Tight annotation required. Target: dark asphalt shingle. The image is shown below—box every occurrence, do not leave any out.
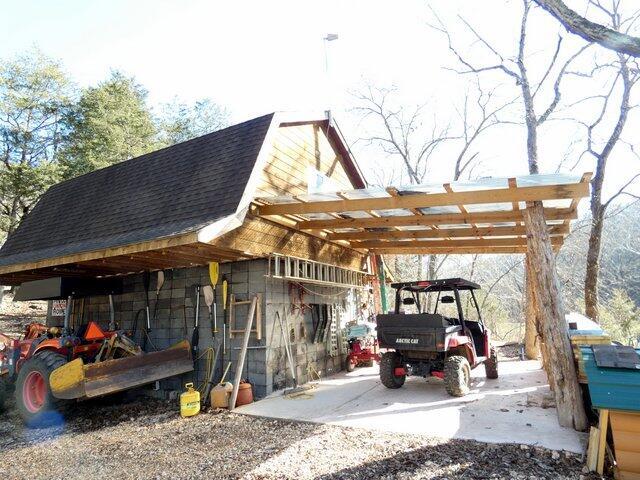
[0,113,275,267]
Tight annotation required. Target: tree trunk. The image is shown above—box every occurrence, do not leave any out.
[584,206,604,321]
[524,256,540,360]
[524,202,588,430]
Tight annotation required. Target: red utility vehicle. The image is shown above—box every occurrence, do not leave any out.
[376,278,498,397]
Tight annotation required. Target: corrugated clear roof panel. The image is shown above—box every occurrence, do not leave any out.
[298,193,342,202]
[464,202,514,213]
[303,212,337,220]
[514,173,581,186]
[419,206,461,214]
[340,211,372,219]
[259,195,299,204]
[542,198,573,208]
[446,177,509,191]
[375,209,414,217]
[395,183,446,194]
[342,187,389,199]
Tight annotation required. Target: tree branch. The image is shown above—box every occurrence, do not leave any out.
[533,0,640,56]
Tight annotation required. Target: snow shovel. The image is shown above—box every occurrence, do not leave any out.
[50,340,194,400]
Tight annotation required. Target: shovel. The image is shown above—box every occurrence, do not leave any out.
[152,271,165,326]
[190,285,201,384]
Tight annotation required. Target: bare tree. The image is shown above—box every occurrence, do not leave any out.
[533,0,640,57]
[353,82,512,284]
[431,0,588,430]
[352,84,455,185]
[575,3,640,320]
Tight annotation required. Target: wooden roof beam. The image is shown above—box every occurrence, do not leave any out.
[351,236,564,249]
[370,246,529,255]
[297,207,577,230]
[328,224,568,241]
[257,181,589,216]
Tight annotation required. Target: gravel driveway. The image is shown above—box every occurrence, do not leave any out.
[0,396,600,480]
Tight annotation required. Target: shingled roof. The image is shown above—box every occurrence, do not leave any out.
[0,113,275,268]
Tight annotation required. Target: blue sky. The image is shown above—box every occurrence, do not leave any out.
[2,1,639,200]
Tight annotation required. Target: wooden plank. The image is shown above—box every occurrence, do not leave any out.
[0,232,199,275]
[508,178,522,226]
[211,214,364,270]
[351,237,563,249]
[257,182,590,216]
[597,409,609,475]
[369,246,528,255]
[328,224,568,241]
[294,207,577,230]
[564,172,593,226]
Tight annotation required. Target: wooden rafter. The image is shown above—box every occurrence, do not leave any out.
[257,181,589,216]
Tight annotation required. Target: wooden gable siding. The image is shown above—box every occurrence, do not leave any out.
[208,123,365,270]
[256,124,353,197]
[210,214,364,270]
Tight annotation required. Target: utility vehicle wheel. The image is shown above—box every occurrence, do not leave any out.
[485,347,499,379]
[346,358,356,372]
[380,352,405,389]
[15,351,67,427]
[444,355,471,397]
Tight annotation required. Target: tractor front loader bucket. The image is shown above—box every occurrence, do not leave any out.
[50,340,193,400]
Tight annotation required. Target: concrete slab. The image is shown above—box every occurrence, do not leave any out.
[236,359,588,453]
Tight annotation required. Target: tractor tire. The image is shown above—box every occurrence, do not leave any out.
[0,376,8,412]
[444,355,471,397]
[15,350,67,427]
[380,352,405,389]
[485,347,499,379]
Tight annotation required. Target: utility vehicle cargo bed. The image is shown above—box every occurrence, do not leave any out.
[377,314,461,351]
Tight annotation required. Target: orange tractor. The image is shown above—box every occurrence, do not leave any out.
[0,277,193,426]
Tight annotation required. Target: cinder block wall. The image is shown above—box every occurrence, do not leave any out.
[47,258,355,399]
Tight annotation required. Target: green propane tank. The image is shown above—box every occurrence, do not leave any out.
[180,383,200,418]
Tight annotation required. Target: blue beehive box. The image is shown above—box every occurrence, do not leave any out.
[581,346,640,412]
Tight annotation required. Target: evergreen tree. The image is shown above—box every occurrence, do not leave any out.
[60,71,156,178]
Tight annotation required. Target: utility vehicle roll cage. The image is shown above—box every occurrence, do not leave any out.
[390,278,484,329]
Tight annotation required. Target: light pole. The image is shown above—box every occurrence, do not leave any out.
[323,34,339,119]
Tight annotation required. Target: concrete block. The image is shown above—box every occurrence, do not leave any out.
[171,287,185,299]
[118,301,133,312]
[232,271,248,284]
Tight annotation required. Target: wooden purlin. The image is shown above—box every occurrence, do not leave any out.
[295,207,577,230]
[370,246,530,255]
[328,224,569,241]
[351,236,564,250]
[256,180,590,216]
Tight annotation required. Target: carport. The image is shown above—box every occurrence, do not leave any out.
[250,172,593,436]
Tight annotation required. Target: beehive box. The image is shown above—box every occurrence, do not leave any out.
[569,333,610,383]
[610,411,640,479]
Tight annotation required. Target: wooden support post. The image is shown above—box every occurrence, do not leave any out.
[229,295,258,411]
[597,409,610,475]
[523,201,587,431]
[524,254,540,360]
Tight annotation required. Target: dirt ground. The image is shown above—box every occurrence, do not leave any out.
[0,395,600,480]
[0,301,601,479]
[0,293,47,336]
